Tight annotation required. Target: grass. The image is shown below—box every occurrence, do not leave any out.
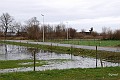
[0,67,120,80]
[0,60,47,69]
[47,39,120,47]
[0,40,120,63]
[0,59,71,69]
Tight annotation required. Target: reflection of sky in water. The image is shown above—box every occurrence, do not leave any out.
[0,44,33,60]
[0,44,119,73]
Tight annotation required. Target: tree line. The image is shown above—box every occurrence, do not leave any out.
[0,13,76,40]
[101,27,120,40]
[0,13,120,40]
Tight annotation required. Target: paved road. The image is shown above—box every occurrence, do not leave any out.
[6,40,120,52]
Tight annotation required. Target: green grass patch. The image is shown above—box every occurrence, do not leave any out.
[0,59,71,69]
[47,39,120,47]
[0,67,120,80]
[0,60,47,69]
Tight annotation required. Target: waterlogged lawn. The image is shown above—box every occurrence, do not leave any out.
[0,60,47,69]
[0,59,71,69]
[0,67,120,80]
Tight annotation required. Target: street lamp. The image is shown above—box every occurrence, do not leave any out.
[66,22,69,40]
[41,14,44,42]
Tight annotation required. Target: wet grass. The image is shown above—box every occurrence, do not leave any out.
[0,67,120,80]
[0,60,47,69]
[0,59,71,69]
[0,40,120,63]
[47,39,120,47]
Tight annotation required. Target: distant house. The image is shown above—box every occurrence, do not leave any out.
[6,32,16,36]
[79,32,91,35]
[17,32,27,37]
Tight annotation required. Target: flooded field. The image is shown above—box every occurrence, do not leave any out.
[0,44,119,73]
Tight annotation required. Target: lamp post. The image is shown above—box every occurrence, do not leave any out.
[41,14,44,42]
[66,22,68,40]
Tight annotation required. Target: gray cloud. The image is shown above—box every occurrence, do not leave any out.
[0,0,120,32]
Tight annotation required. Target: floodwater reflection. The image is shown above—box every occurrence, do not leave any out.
[0,44,33,60]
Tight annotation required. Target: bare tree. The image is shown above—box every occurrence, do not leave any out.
[69,28,76,39]
[0,13,14,39]
[26,17,40,40]
[26,17,39,26]
[91,31,98,39]
[113,29,120,40]
[107,28,113,40]
[12,22,21,36]
[101,27,107,39]
[55,24,62,38]
[101,27,114,40]
[0,28,4,37]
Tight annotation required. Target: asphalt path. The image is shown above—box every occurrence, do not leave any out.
[6,40,120,52]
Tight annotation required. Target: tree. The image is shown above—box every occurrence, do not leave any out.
[54,24,66,39]
[91,31,98,39]
[0,13,14,39]
[113,29,120,40]
[69,28,76,39]
[12,22,22,36]
[26,17,39,27]
[107,28,113,40]
[101,27,107,39]
[26,17,40,40]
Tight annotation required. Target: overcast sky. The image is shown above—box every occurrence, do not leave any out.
[0,0,120,32]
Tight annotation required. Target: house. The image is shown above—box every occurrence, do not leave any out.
[6,32,16,36]
[79,32,91,35]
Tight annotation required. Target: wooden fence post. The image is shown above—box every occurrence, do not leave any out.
[99,54,103,68]
[33,50,36,71]
[96,46,98,68]
[51,43,52,52]
[71,46,73,59]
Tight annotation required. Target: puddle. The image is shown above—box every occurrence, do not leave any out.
[0,44,119,73]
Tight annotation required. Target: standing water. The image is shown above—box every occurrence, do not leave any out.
[0,44,119,73]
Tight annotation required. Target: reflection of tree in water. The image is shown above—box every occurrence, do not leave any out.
[0,44,4,54]
[26,48,39,57]
[0,44,4,46]
[0,44,38,60]
[4,44,8,60]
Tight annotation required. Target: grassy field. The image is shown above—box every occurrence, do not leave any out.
[47,39,120,47]
[0,67,120,80]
